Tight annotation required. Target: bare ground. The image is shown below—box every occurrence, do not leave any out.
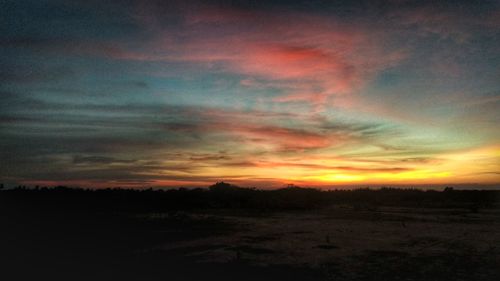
[1,206,499,281]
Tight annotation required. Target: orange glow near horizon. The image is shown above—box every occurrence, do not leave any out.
[17,145,500,189]
[3,1,499,189]
[18,145,499,188]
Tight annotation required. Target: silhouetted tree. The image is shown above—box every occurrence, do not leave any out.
[209,181,240,191]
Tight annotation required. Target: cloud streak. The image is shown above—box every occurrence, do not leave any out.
[1,0,499,187]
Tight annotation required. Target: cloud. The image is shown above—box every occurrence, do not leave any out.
[189,153,231,161]
[1,95,402,154]
[225,125,334,151]
[72,155,137,165]
[1,96,406,186]
[2,0,498,187]
[82,3,407,108]
[218,160,413,173]
[0,64,75,84]
[390,1,500,42]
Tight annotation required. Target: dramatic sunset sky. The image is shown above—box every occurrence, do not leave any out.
[1,0,499,188]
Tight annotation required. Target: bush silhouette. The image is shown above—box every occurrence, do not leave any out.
[1,182,498,212]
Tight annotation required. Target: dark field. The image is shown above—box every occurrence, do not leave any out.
[1,185,499,281]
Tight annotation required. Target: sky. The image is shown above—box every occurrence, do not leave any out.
[1,0,499,188]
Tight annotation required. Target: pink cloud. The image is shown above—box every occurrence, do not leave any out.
[158,107,349,151]
[239,126,334,150]
[194,122,337,151]
[101,4,407,108]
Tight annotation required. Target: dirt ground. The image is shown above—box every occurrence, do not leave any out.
[1,205,499,281]
[151,206,500,280]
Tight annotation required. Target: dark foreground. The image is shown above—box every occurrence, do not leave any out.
[1,185,499,281]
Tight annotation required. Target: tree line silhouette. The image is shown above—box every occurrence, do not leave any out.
[1,182,498,212]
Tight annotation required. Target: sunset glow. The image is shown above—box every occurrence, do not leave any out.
[1,0,499,188]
